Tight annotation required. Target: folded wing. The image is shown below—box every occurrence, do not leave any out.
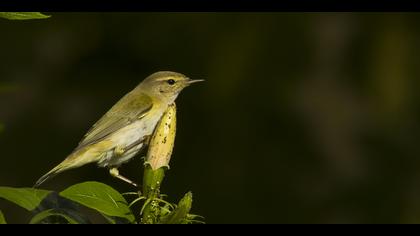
[75,91,153,150]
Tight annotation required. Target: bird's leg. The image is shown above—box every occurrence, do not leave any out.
[109,136,151,190]
[109,168,138,187]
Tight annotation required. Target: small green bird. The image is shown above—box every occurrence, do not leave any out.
[34,71,203,187]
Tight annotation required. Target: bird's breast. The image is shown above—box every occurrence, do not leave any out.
[98,105,167,167]
[113,105,167,145]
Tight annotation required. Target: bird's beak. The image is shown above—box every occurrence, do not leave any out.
[187,79,205,84]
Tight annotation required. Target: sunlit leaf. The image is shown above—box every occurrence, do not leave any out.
[0,187,51,211]
[30,209,79,224]
[60,181,135,223]
[0,12,50,20]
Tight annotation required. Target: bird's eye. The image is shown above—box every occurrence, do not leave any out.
[167,79,175,85]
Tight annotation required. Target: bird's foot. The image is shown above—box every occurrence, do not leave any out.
[113,146,125,156]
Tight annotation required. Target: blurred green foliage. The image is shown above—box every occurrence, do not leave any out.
[1,13,420,223]
[0,12,50,20]
[0,210,6,224]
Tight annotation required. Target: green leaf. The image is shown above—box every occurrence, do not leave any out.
[60,181,135,223]
[30,209,79,224]
[0,12,50,20]
[0,187,51,211]
[160,192,193,224]
[0,210,6,224]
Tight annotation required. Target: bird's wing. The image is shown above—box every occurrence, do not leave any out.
[75,91,153,150]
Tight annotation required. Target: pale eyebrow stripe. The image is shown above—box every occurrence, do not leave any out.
[155,76,183,82]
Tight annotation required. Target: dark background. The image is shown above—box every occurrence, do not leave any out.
[1,13,420,223]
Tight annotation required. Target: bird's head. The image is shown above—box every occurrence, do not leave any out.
[138,71,204,103]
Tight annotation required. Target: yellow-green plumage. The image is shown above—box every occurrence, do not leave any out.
[34,71,203,187]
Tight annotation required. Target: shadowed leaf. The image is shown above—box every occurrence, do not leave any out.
[35,192,91,224]
[30,209,79,224]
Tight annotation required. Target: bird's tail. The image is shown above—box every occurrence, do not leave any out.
[33,145,103,188]
[33,163,66,188]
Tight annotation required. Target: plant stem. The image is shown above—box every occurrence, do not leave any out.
[141,166,165,223]
[142,166,165,198]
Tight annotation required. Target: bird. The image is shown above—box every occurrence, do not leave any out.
[34,71,203,188]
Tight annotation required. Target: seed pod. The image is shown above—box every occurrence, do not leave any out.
[145,103,177,170]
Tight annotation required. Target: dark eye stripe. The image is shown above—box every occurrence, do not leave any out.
[167,79,175,85]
